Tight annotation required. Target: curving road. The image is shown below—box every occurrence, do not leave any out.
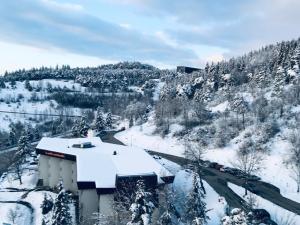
[103,131,300,216]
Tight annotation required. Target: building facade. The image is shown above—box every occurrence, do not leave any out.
[177,66,201,74]
[36,137,174,223]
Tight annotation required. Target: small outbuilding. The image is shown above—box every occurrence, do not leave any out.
[177,66,201,74]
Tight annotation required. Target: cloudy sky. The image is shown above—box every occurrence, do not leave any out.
[0,0,299,73]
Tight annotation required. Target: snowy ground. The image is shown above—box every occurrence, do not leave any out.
[0,80,87,131]
[115,117,185,157]
[115,115,300,205]
[228,183,300,225]
[0,203,32,225]
[0,159,65,225]
[0,167,37,225]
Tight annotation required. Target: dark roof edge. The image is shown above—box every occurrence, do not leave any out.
[36,148,77,162]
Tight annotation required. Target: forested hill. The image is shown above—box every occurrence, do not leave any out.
[1,62,161,92]
[159,38,300,105]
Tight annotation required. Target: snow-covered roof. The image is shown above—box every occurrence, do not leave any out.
[36,137,173,189]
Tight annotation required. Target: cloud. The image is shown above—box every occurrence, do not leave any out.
[106,0,300,56]
[1,0,299,70]
[0,0,196,67]
[0,41,115,74]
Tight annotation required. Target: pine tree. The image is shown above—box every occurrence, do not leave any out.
[25,79,33,91]
[93,107,106,132]
[129,117,134,128]
[221,208,249,225]
[16,131,32,159]
[127,180,156,225]
[51,181,72,225]
[158,189,179,225]
[0,79,5,89]
[105,112,113,129]
[72,117,89,137]
[274,66,286,96]
[41,193,54,215]
[291,44,300,74]
[185,174,208,225]
[11,132,32,184]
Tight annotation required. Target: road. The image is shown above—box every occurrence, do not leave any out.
[104,131,300,216]
[148,151,300,216]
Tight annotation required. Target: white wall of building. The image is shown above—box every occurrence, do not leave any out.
[99,194,114,216]
[79,189,99,223]
[38,155,78,193]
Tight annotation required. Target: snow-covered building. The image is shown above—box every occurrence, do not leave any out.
[177,66,201,74]
[36,137,174,222]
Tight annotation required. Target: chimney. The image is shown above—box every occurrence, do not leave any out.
[87,129,95,138]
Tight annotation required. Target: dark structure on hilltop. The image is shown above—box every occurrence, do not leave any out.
[177,66,201,74]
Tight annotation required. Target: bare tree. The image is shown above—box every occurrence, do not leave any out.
[287,130,300,192]
[7,206,23,224]
[184,141,207,194]
[191,101,211,125]
[230,96,249,130]
[232,139,264,195]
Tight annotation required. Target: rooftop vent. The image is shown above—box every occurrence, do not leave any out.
[113,151,117,155]
[72,142,93,149]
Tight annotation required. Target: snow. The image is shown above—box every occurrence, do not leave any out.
[115,116,185,157]
[228,182,300,224]
[37,136,173,188]
[210,101,229,113]
[0,80,84,131]
[0,161,61,225]
[24,191,57,225]
[153,158,227,225]
[0,203,32,225]
[0,167,38,190]
[172,170,227,225]
[153,81,165,101]
[128,86,144,94]
[115,114,300,206]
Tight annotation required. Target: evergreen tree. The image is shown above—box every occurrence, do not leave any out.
[158,189,179,225]
[16,131,32,159]
[105,112,113,129]
[129,117,134,128]
[11,132,31,184]
[185,174,208,225]
[25,79,33,91]
[93,107,106,132]
[41,193,54,215]
[0,79,5,89]
[71,117,89,137]
[51,181,72,225]
[221,208,249,225]
[291,44,300,74]
[127,180,156,225]
[274,66,286,96]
